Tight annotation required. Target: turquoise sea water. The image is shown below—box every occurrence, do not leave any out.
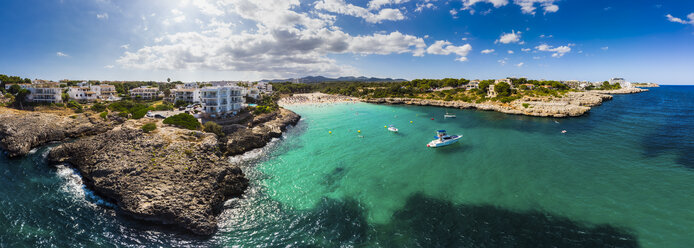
[1,86,693,247]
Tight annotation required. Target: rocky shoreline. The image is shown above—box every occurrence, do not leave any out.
[0,108,124,157]
[364,88,647,118]
[0,106,301,235]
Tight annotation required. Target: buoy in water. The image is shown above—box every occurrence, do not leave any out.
[561,130,567,134]
[358,130,361,133]
[384,125,387,128]
[410,121,413,123]
[329,131,332,134]
[431,118,434,120]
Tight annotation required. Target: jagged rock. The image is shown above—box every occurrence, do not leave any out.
[48,126,248,236]
[225,108,300,156]
[0,108,119,157]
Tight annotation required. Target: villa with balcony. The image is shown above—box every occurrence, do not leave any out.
[28,83,63,104]
[200,85,245,117]
[130,86,160,100]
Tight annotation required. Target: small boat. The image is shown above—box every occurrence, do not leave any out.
[427,130,462,148]
[388,125,399,132]
[444,112,456,118]
[561,130,567,134]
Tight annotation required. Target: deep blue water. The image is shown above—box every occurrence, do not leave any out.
[0,86,692,247]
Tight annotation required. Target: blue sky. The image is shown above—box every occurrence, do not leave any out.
[1,0,693,84]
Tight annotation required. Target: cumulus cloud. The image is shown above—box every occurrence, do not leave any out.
[514,0,559,14]
[56,52,69,57]
[481,49,494,54]
[496,30,522,44]
[426,40,472,61]
[515,62,524,67]
[96,13,109,20]
[367,0,411,10]
[117,0,469,77]
[601,46,609,50]
[104,65,115,69]
[535,43,571,57]
[666,13,694,25]
[521,48,531,52]
[315,0,405,23]
[415,0,436,12]
[461,0,559,14]
[507,50,514,54]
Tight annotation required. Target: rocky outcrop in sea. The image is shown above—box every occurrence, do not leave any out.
[48,125,248,235]
[224,108,301,156]
[0,109,122,157]
[365,88,647,118]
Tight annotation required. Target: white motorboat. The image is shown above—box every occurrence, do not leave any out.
[427,130,462,148]
[444,112,456,118]
[388,125,399,132]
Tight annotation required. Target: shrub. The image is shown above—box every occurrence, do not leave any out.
[131,107,150,119]
[174,100,188,108]
[100,111,108,120]
[90,102,107,112]
[203,121,224,137]
[163,113,200,130]
[141,123,157,133]
[154,103,174,111]
[522,103,530,108]
[67,100,82,110]
[109,100,151,119]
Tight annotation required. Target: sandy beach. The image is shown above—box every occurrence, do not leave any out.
[278,92,360,106]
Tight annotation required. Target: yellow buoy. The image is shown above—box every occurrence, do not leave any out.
[410,121,413,123]
[358,130,361,133]
[384,125,387,128]
[329,131,332,134]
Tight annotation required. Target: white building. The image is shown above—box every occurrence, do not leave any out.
[466,80,480,90]
[256,82,273,93]
[171,88,200,104]
[609,78,632,88]
[68,86,99,102]
[130,86,159,100]
[200,85,245,116]
[27,83,63,104]
[246,87,260,99]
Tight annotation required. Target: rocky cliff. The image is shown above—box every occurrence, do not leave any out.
[365,89,645,118]
[48,125,248,235]
[224,108,301,156]
[0,108,122,157]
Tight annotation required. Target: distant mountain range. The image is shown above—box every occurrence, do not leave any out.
[260,76,408,83]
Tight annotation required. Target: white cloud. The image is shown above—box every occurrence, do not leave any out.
[496,30,522,44]
[450,9,458,18]
[514,0,559,14]
[462,0,509,9]
[56,52,69,57]
[96,13,109,20]
[515,62,524,67]
[507,50,514,54]
[192,0,225,16]
[315,0,405,23]
[104,65,115,69]
[426,40,472,61]
[601,46,609,50]
[535,43,571,57]
[498,58,508,65]
[367,0,410,10]
[666,13,694,25]
[121,44,130,50]
[461,0,559,14]
[117,0,466,77]
[521,48,531,52]
[415,1,436,12]
[481,49,494,54]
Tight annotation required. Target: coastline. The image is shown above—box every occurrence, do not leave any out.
[0,106,301,235]
[282,88,648,118]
